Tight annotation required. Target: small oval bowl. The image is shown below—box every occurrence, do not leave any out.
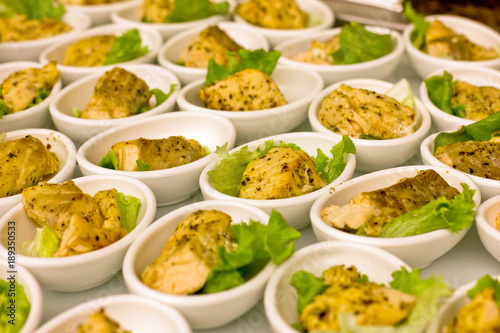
[264,241,410,333]
[0,12,91,63]
[0,62,62,132]
[157,22,270,86]
[35,294,192,333]
[309,78,431,172]
[40,24,163,85]
[49,64,180,146]
[275,26,405,86]
[0,262,42,333]
[476,196,500,263]
[64,0,142,26]
[233,0,334,47]
[403,14,500,79]
[420,66,500,132]
[310,165,481,268]
[421,132,500,200]
[77,111,236,206]
[199,132,356,229]
[123,199,274,329]
[0,174,156,292]
[111,0,234,40]
[0,128,77,218]
[177,66,324,145]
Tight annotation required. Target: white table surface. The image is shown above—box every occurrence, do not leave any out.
[40,54,500,332]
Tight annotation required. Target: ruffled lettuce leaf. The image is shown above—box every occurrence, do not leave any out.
[323,135,356,183]
[385,78,416,110]
[165,0,229,23]
[116,192,141,232]
[403,1,429,49]
[0,279,30,333]
[379,183,476,237]
[136,159,151,171]
[19,225,60,258]
[98,150,118,170]
[27,88,50,108]
[290,270,328,314]
[424,71,466,117]
[332,22,392,65]
[103,29,149,66]
[467,275,500,309]
[202,210,300,294]
[0,0,65,20]
[151,85,176,106]
[0,100,6,119]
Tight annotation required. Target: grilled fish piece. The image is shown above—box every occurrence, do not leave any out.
[80,67,152,119]
[292,35,340,65]
[142,0,175,23]
[199,68,287,111]
[0,15,72,42]
[178,25,242,68]
[1,62,59,113]
[434,140,500,180]
[76,309,131,333]
[451,81,500,121]
[0,136,60,198]
[142,209,238,295]
[318,84,417,139]
[321,170,459,236]
[111,136,204,171]
[239,147,326,200]
[63,35,116,67]
[425,20,499,61]
[235,0,309,29]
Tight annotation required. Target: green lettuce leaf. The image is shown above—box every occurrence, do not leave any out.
[0,0,65,20]
[151,85,176,106]
[165,0,229,23]
[290,270,328,314]
[27,88,49,108]
[202,210,300,294]
[116,192,141,232]
[424,71,457,115]
[380,183,476,237]
[98,151,118,170]
[136,159,151,171]
[205,49,281,85]
[323,135,356,183]
[332,22,393,65]
[0,100,7,119]
[403,1,429,49]
[0,279,30,333]
[384,78,416,110]
[19,226,61,258]
[103,29,149,66]
[467,275,500,310]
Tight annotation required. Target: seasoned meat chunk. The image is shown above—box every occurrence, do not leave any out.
[0,15,72,42]
[0,136,60,198]
[63,35,116,67]
[199,68,287,111]
[111,136,204,171]
[75,309,131,333]
[235,0,309,29]
[239,147,326,200]
[1,62,59,113]
[141,210,238,295]
[435,140,500,180]
[178,26,242,68]
[142,0,175,23]
[425,20,499,61]
[451,81,500,121]
[321,170,459,236]
[292,35,340,65]
[80,67,152,119]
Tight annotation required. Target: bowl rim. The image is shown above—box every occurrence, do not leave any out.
[309,164,481,247]
[0,174,157,268]
[476,195,500,242]
[64,0,141,11]
[275,26,405,72]
[76,111,237,179]
[199,131,357,208]
[49,63,180,127]
[308,78,432,147]
[176,65,324,120]
[122,199,276,306]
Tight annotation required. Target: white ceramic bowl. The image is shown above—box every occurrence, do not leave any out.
[123,200,275,329]
[309,78,431,172]
[234,0,334,47]
[199,132,356,229]
[157,22,270,86]
[275,26,405,86]
[111,0,234,40]
[264,241,410,333]
[421,132,500,200]
[177,66,324,145]
[0,62,62,132]
[49,64,180,145]
[310,165,481,268]
[420,66,500,132]
[403,14,500,79]
[0,12,91,63]
[0,262,42,333]
[64,0,142,26]
[40,24,163,85]
[0,174,156,292]
[77,112,236,206]
[0,128,77,218]
[476,196,500,263]
[35,294,192,333]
